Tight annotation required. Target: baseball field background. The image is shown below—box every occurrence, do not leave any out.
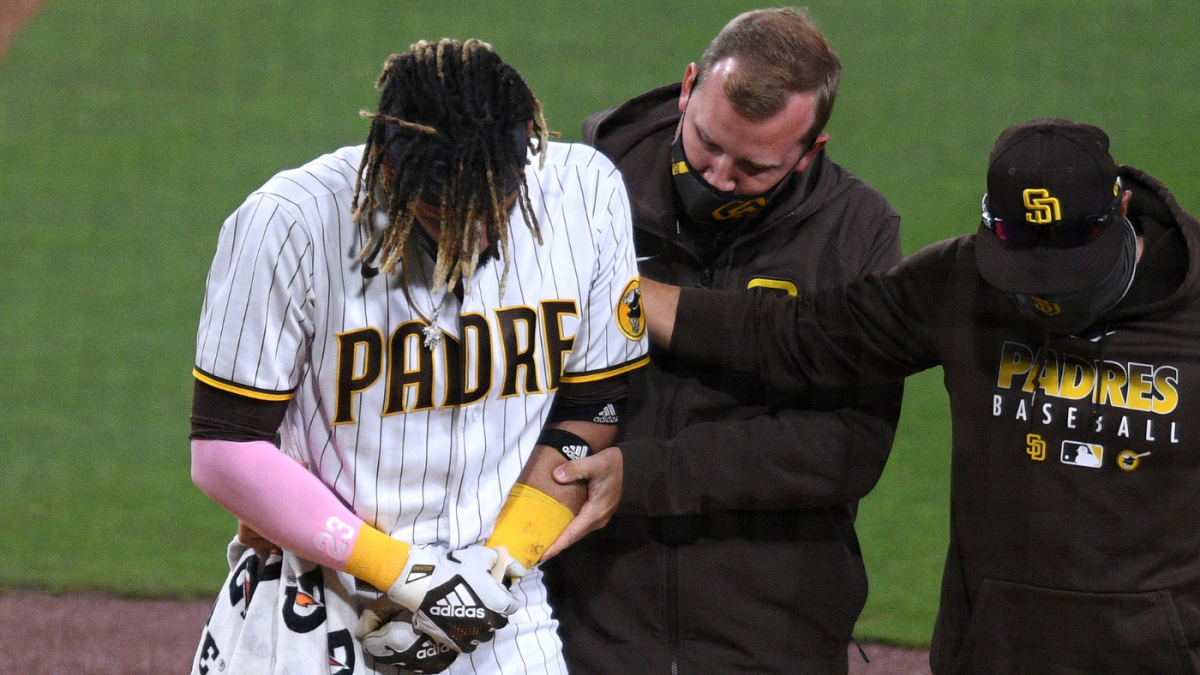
[1,0,1197,647]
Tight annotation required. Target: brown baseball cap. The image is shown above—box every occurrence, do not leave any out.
[976,118,1123,294]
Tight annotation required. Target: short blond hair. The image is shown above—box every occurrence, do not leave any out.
[697,7,840,147]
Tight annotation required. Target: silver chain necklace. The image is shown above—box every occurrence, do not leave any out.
[401,248,452,351]
[421,293,447,349]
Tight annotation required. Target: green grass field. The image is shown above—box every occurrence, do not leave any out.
[2,0,1197,647]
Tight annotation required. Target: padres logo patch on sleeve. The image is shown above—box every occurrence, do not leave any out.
[616,278,645,340]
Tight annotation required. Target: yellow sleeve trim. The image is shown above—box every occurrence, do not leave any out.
[345,525,411,591]
[193,368,295,402]
[559,355,650,384]
[486,483,575,571]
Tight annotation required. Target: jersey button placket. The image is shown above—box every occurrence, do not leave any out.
[460,408,481,496]
[442,403,467,548]
[444,306,475,549]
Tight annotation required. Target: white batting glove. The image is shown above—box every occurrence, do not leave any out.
[355,599,458,673]
[490,546,529,580]
[387,545,518,653]
[361,618,458,673]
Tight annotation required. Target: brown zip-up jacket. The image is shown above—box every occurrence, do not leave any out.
[543,84,905,675]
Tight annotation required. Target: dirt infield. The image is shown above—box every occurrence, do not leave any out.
[0,591,213,675]
[0,590,929,674]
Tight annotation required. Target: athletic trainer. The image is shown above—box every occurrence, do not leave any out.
[643,118,1200,672]
[543,9,903,674]
[189,38,647,675]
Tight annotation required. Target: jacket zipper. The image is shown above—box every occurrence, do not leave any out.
[666,545,680,675]
[635,227,716,675]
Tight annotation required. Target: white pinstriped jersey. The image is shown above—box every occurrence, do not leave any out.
[193,142,647,675]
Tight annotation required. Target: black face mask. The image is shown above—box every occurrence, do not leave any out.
[1010,217,1138,335]
[669,136,767,228]
[669,126,801,230]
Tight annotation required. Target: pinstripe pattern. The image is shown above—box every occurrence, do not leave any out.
[195,142,645,674]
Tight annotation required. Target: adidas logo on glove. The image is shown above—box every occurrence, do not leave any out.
[415,643,452,660]
[428,582,487,619]
[429,605,486,618]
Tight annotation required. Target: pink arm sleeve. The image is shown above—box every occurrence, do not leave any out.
[191,439,365,570]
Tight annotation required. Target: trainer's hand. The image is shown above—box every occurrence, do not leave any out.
[386,545,518,653]
[543,445,623,560]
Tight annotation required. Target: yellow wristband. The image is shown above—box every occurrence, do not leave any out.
[486,483,575,571]
[345,525,412,590]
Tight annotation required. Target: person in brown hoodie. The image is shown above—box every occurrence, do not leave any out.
[543,8,905,674]
[644,118,1200,673]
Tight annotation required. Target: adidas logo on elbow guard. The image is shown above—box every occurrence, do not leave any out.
[592,403,618,424]
[560,444,589,461]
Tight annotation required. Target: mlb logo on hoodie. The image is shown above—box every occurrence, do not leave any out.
[1061,441,1103,468]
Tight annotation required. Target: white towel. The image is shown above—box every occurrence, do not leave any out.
[191,538,568,675]
[191,538,365,675]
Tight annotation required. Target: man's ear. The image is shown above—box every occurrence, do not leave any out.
[678,63,700,113]
[1120,189,1132,216]
[795,133,830,173]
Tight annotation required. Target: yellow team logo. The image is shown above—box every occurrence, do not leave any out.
[616,278,645,340]
[746,277,798,296]
[1030,296,1062,316]
[1117,450,1150,472]
[1023,189,1062,224]
[670,160,765,220]
[712,198,767,221]
[1026,433,1046,461]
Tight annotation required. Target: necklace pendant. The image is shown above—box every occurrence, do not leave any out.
[422,323,443,350]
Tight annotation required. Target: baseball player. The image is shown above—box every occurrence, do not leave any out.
[188,38,647,675]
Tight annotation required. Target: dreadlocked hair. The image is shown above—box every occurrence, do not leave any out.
[351,38,555,295]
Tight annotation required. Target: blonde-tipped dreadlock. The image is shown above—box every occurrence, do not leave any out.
[350,38,556,295]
